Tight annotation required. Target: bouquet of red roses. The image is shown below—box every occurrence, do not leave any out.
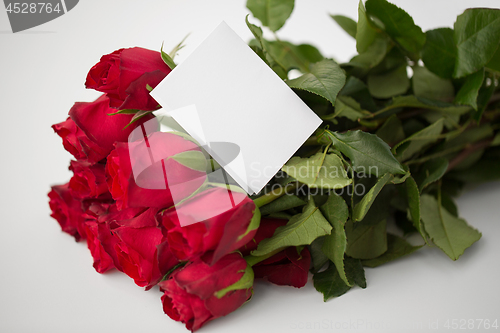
[49,0,500,331]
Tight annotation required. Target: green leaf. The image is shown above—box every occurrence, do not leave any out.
[260,194,306,216]
[420,194,481,260]
[367,65,410,99]
[331,15,357,38]
[412,66,454,102]
[454,69,485,110]
[107,108,140,116]
[287,59,346,106]
[169,33,190,60]
[474,75,496,121]
[486,46,500,73]
[123,110,154,129]
[374,95,470,116]
[327,130,406,177]
[246,0,295,32]
[266,40,323,73]
[282,152,352,189]
[349,36,388,69]
[422,28,457,79]
[344,257,366,288]
[356,0,377,53]
[362,234,423,267]
[365,0,426,59]
[161,42,176,70]
[375,114,405,146]
[415,157,449,191]
[345,218,387,259]
[310,237,329,273]
[322,96,372,122]
[449,158,500,183]
[252,199,332,256]
[453,8,500,78]
[313,263,351,301]
[405,176,422,236]
[171,150,207,172]
[392,118,444,161]
[320,194,349,286]
[353,173,393,222]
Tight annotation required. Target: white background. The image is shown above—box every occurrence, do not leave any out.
[1,1,499,332]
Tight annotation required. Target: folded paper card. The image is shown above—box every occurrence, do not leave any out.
[151,21,322,194]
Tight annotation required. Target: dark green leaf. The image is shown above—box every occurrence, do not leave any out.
[353,173,393,222]
[404,176,424,237]
[310,237,329,273]
[287,59,346,106]
[260,194,307,216]
[349,36,388,69]
[345,218,387,259]
[392,118,444,161]
[320,194,349,285]
[412,66,454,102]
[344,257,366,288]
[422,28,457,79]
[246,0,295,32]
[454,69,485,110]
[415,157,449,191]
[375,114,405,146]
[362,234,423,267]
[252,199,332,256]
[486,46,500,73]
[365,0,426,59]
[449,159,500,183]
[331,15,357,38]
[327,130,406,177]
[356,0,377,54]
[453,8,500,78]
[313,263,351,301]
[420,194,481,260]
[367,65,410,99]
[282,152,352,189]
[322,95,372,122]
[474,75,496,121]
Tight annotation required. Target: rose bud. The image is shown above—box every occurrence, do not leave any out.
[94,206,179,289]
[106,131,207,210]
[158,186,261,265]
[69,160,109,199]
[48,183,87,241]
[159,252,253,332]
[85,47,171,111]
[240,218,311,288]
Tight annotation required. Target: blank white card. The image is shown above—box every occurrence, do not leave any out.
[151,21,322,194]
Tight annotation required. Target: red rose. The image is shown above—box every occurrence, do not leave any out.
[88,205,178,288]
[52,117,108,163]
[253,246,310,288]
[158,186,261,264]
[159,252,253,331]
[240,218,310,288]
[69,160,109,199]
[52,94,153,164]
[106,131,207,210]
[48,183,87,241]
[85,47,171,111]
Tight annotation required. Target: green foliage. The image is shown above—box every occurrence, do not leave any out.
[246,0,294,32]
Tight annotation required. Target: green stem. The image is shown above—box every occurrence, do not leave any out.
[253,182,298,208]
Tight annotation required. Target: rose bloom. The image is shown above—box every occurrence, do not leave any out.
[84,204,178,288]
[48,183,87,241]
[240,218,311,288]
[106,131,207,210]
[159,252,253,331]
[68,160,109,199]
[158,186,260,264]
[85,47,171,111]
[52,94,152,163]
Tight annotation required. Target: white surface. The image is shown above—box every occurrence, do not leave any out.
[151,21,322,194]
[1,1,499,332]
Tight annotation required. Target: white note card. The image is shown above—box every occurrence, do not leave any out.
[151,21,322,194]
